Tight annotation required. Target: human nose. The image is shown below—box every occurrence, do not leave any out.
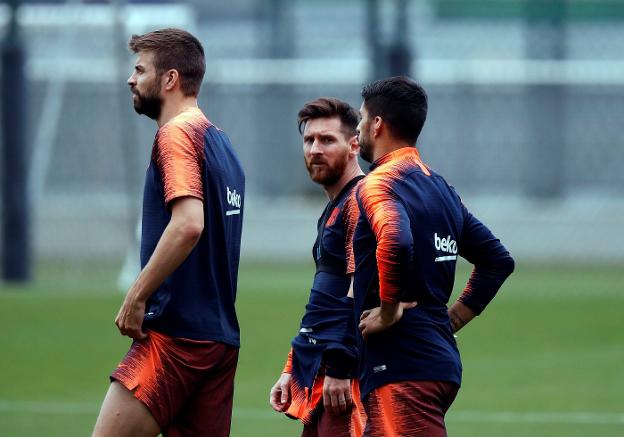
[309,139,323,155]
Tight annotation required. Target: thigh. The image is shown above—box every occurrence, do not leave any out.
[111,331,232,430]
[363,381,459,437]
[164,346,239,437]
[302,420,319,437]
[303,400,364,437]
[92,381,160,437]
[316,407,359,437]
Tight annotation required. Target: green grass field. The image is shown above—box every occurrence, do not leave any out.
[0,260,622,436]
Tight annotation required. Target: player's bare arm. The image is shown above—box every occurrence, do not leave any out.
[358,300,417,340]
[347,276,354,298]
[115,196,204,339]
[448,301,476,333]
[269,372,292,412]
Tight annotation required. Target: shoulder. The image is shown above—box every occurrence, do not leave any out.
[156,112,211,156]
[159,109,210,142]
[358,168,396,198]
[156,120,190,145]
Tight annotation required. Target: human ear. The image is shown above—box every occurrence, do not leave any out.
[373,116,383,138]
[349,135,360,156]
[164,69,179,91]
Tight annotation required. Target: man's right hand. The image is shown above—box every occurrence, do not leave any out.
[115,293,148,340]
[269,373,292,412]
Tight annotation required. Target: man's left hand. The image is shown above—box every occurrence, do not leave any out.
[323,376,352,416]
[359,301,417,340]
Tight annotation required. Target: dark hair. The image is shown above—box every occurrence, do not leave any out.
[129,28,205,97]
[297,97,359,139]
[361,76,428,145]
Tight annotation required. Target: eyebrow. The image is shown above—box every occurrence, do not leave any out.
[304,132,337,141]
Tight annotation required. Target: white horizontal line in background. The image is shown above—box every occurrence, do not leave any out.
[4,4,624,86]
[448,410,624,425]
[0,4,193,28]
[0,400,622,425]
[25,58,624,86]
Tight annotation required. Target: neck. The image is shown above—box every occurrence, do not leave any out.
[323,161,364,200]
[371,136,414,163]
[157,94,199,127]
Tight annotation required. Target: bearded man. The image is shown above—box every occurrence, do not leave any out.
[93,28,245,437]
[269,97,366,437]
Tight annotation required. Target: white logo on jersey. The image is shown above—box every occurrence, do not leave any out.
[227,186,242,208]
[373,364,387,373]
[434,233,458,262]
[434,233,457,254]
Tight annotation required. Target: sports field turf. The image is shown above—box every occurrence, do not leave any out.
[0,260,622,436]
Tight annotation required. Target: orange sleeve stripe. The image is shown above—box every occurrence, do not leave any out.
[343,187,361,275]
[358,173,408,303]
[155,114,209,205]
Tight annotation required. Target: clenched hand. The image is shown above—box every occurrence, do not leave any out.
[115,294,148,340]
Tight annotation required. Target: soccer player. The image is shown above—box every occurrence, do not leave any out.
[92,28,245,437]
[347,76,515,436]
[269,98,366,437]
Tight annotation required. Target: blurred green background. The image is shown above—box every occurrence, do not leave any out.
[1,260,622,437]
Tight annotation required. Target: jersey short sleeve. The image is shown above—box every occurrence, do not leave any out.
[154,122,204,205]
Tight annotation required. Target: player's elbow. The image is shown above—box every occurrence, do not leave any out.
[500,254,515,277]
[178,219,204,244]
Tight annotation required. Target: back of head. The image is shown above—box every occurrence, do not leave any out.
[129,28,205,97]
[361,76,428,145]
[297,97,359,139]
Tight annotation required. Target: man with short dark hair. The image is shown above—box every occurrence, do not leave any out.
[269,97,366,437]
[347,76,515,436]
[93,28,245,437]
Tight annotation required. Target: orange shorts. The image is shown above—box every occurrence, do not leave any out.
[111,330,238,437]
[363,381,459,437]
[286,374,366,437]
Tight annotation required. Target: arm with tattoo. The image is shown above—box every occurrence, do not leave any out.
[448,301,475,333]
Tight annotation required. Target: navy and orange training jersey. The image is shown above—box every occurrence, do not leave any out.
[346,147,514,397]
[284,176,363,424]
[140,107,245,346]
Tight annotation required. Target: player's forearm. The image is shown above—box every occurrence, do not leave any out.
[458,208,515,314]
[323,347,357,379]
[379,300,401,322]
[448,301,476,333]
[127,218,202,303]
